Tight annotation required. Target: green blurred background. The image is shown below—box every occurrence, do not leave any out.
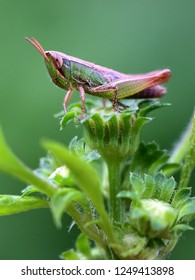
[0,0,194,259]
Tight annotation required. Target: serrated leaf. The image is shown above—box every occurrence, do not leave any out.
[37,154,58,176]
[69,137,85,155]
[152,173,166,199]
[0,195,48,215]
[130,173,144,197]
[51,188,87,228]
[142,174,155,198]
[159,177,176,202]
[69,137,100,163]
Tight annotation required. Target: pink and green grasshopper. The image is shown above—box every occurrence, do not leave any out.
[26,37,171,119]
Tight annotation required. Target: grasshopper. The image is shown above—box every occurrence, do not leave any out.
[26,37,171,119]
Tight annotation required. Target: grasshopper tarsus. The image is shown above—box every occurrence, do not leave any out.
[77,112,86,121]
[117,100,129,110]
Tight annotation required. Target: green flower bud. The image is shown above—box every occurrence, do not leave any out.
[130,199,178,238]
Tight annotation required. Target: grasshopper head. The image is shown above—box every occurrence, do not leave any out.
[25,37,69,90]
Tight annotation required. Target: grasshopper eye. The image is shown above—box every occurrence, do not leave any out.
[47,51,63,69]
[55,56,63,69]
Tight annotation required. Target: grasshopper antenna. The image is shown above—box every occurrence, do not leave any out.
[25,37,48,60]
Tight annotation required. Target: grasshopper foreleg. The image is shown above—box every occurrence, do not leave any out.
[64,88,74,113]
[63,86,86,120]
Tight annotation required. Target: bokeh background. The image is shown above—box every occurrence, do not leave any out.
[0,0,194,259]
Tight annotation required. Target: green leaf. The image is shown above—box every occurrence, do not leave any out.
[21,186,41,196]
[76,233,91,257]
[60,233,92,260]
[59,108,81,129]
[177,198,195,222]
[42,140,114,241]
[0,195,48,215]
[152,173,166,199]
[117,190,138,201]
[21,186,48,201]
[0,127,55,197]
[37,153,58,177]
[130,173,144,197]
[132,114,148,155]
[134,115,152,129]
[131,142,168,175]
[60,249,81,260]
[107,114,119,147]
[159,177,176,202]
[142,174,155,198]
[171,224,193,234]
[138,101,170,117]
[120,113,133,154]
[171,188,191,208]
[50,188,87,228]
[69,137,85,156]
[161,163,181,177]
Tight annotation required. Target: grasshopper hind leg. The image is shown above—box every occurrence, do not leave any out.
[78,86,86,120]
[112,88,122,112]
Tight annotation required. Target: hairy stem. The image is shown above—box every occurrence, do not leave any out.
[107,159,122,224]
[179,113,195,189]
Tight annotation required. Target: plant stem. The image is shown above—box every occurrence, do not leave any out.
[67,205,106,247]
[168,124,192,165]
[105,245,119,260]
[178,113,195,189]
[107,159,122,224]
